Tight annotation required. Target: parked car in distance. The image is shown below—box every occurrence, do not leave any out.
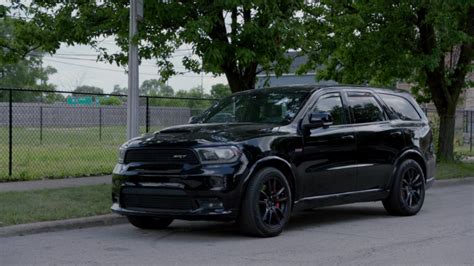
[111,85,436,237]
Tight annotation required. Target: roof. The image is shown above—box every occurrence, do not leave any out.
[238,84,411,96]
[256,51,314,76]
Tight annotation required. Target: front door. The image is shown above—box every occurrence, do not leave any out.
[300,92,357,197]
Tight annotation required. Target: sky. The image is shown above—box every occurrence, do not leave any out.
[42,40,228,94]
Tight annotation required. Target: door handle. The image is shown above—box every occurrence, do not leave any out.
[341,135,354,140]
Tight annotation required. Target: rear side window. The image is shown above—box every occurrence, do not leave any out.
[347,92,385,123]
[380,94,421,121]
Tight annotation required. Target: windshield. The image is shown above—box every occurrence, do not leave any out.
[197,90,310,125]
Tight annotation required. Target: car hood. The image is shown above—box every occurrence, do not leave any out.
[131,123,282,147]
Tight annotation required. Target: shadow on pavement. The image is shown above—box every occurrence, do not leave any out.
[119,203,390,239]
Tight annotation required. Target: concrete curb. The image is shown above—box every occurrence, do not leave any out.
[432,176,474,187]
[0,213,127,238]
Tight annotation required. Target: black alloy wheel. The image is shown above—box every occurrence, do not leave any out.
[383,159,425,216]
[401,167,424,208]
[258,177,289,227]
[239,167,292,237]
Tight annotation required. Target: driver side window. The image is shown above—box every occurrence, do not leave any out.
[312,93,346,125]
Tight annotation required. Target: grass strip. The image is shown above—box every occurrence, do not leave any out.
[0,184,111,227]
[435,162,474,180]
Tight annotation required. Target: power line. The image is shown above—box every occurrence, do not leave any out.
[43,57,207,78]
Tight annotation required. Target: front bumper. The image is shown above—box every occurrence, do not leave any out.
[111,160,248,221]
[111,203,235,221]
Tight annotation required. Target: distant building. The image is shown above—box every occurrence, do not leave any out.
[256,52,337,88]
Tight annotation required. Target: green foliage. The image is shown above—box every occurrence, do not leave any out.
[111,84,127,95]
[0,10,59,65]
[73,85,104,95]
[302,1,474,161]
[21,1,308,92]
[140,79,174,96]
[211,83,231,99]
[99,96,123,106]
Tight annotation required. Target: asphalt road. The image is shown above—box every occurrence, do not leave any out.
[1,180,473,265]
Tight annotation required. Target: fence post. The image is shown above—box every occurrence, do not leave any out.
[99,107,102,141]
[146,96,150,133]
[40,106,43,145]
[8,89,12,176]
[470,111,472,152]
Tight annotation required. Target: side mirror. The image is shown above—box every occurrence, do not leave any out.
[188,116,196,124]
[301,111,333,135]
[309,111,333,128]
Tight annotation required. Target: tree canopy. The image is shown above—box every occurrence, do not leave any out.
[21,0,307,93]
[302,1,473,161]
[210,83,231,99]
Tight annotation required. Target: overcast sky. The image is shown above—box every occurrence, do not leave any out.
[42,40,228,94]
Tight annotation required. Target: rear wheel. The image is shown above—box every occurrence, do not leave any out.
[239,167,292,237]
[383,159,425,216]
[126,216,173,230]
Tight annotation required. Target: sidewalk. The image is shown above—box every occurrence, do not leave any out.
[0,175,111,192]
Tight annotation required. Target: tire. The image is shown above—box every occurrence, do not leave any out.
[239,167,292,237]
[126,216,173,230]
[383,159,425,216]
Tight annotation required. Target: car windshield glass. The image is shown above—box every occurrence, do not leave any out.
[197,90,309,124]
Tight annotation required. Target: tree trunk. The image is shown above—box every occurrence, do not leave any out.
[437,108,456,161]
[224,65,257,93]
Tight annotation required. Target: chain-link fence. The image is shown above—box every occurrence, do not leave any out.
[422,107,474,157]
[0,88,216,181]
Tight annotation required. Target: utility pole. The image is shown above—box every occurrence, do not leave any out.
[127,0,143,139]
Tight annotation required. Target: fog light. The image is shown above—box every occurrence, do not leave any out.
[198,198,224,209]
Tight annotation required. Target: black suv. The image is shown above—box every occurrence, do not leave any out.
[111,85,435,237]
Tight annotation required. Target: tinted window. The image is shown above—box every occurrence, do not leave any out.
[199,91,309,125]
[380,94,421,121]
[312,93,346,125]
[347,92,385,123]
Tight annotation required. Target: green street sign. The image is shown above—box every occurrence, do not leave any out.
[67,96,99,106]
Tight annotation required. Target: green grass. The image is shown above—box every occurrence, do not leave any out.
[0,126,162,182]
[0,184,111,227]
[435,162,474,180]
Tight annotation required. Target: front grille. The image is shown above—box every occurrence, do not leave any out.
[120,187,195,210]
[124,148,199,164]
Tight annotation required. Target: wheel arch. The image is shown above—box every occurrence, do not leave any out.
[242,156,297,204]
[391,149,427,187]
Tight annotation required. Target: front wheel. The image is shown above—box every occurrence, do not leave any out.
[383,159,425,216]
[126,216,173,230]
[239,167,292,237]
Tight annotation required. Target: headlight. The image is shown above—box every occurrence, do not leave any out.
[196,146,241,164]
[118,146,127,163]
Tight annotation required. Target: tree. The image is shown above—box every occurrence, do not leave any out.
[0,57,59,102]
[140,79,174,96]
[112,84,127,95]
[0,6,59,66]
[1,7,61,102]
[211,83,231,99]
[302,1,473,161]
[23,1,307,93]
[73,85,104,95]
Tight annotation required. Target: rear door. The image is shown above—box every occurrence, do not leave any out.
[300,90,357,196]
[346,90,405,191]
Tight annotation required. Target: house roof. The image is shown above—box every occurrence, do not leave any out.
[257,51,313,77]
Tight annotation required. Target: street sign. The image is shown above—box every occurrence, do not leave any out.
[67,96,99,106]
